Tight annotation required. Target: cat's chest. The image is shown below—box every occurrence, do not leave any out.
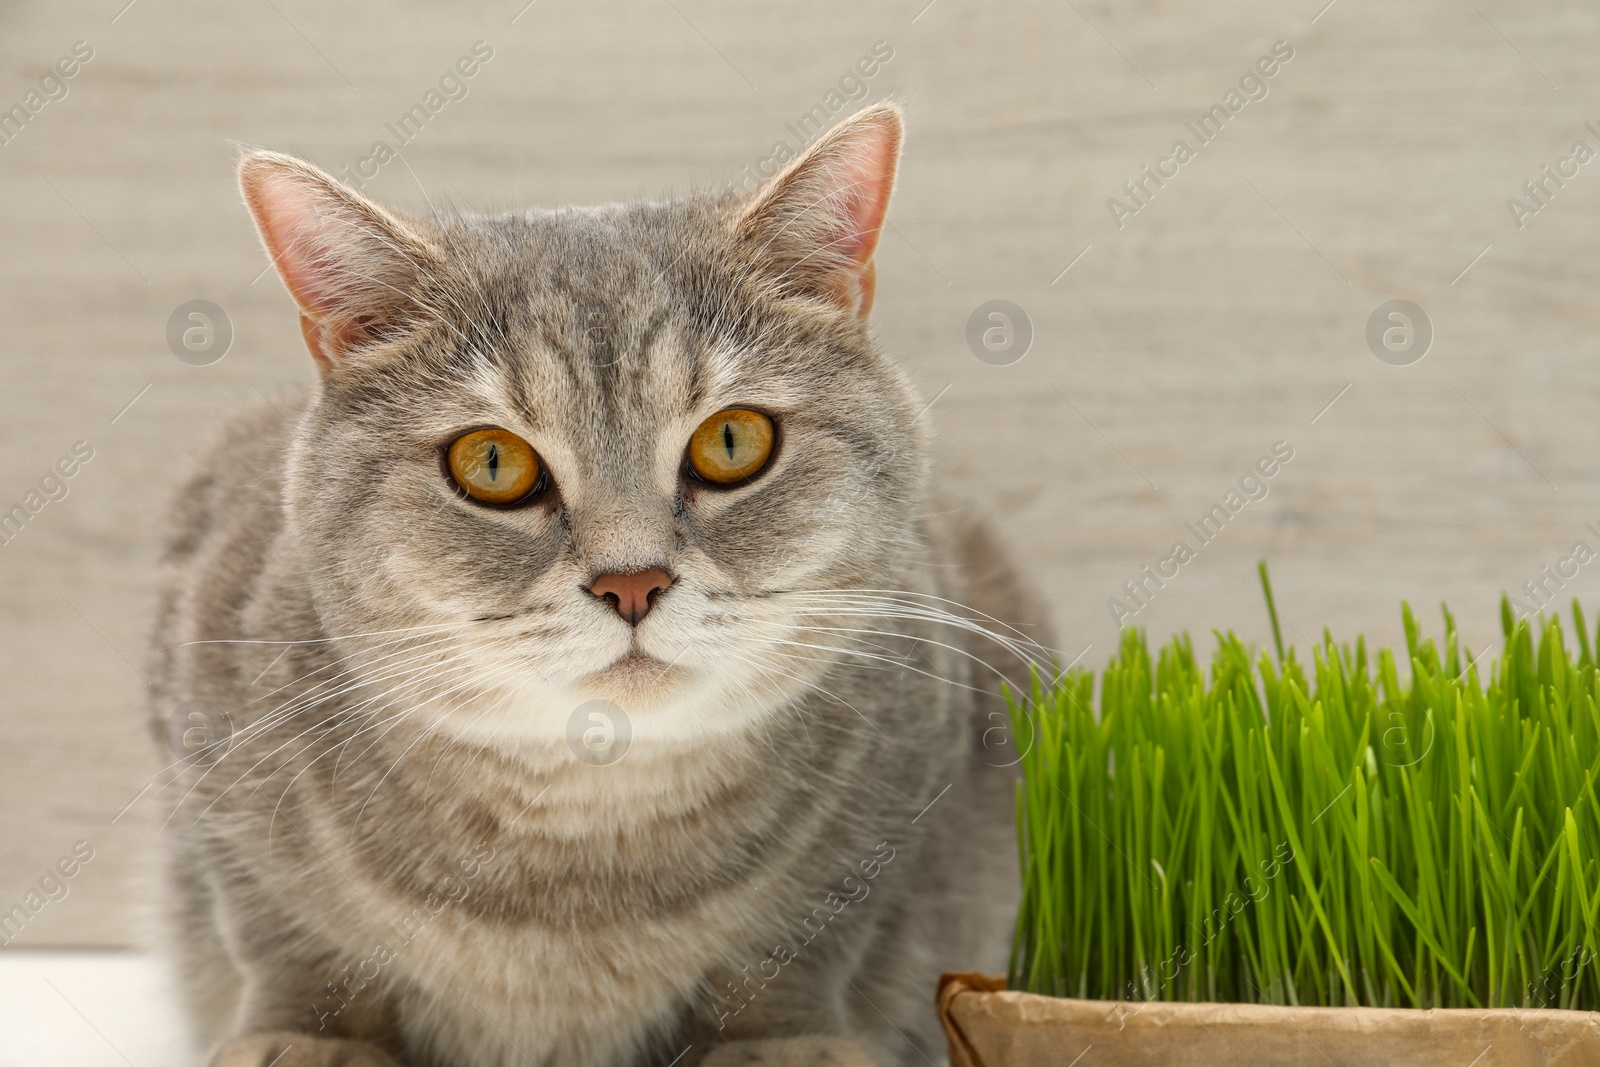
[280,693,918,1062]
[301,761,820,1061]
[352,857,758,1066]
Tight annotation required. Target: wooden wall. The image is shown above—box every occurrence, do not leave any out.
[2,0,1597,945]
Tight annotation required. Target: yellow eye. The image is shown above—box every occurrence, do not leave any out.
[447,428,542,505]
[687,409,776,485]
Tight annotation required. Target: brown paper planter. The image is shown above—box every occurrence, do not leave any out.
[937,974,1600,1067]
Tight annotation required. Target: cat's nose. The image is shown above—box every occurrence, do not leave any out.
[588,567,674,626]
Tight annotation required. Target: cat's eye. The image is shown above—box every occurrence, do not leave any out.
[686,409,776,485]
[446,428,543,505]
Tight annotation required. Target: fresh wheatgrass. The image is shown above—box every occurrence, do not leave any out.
[1007,564,1600,1011]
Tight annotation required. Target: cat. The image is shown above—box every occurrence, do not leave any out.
[149,102,1052,1067]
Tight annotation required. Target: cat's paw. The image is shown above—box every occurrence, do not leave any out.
[699,1036,882,1067]
[209,1031,402,1067]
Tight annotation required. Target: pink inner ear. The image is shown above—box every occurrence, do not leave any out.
[825,133,899,269]
[244,171,348,321]
[740,107,904,318]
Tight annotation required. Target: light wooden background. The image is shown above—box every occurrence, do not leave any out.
[3,0,1599,947]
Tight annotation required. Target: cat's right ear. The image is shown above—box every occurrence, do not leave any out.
[238,150,443,374]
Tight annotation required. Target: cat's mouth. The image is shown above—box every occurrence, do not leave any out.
[582,648,687,698]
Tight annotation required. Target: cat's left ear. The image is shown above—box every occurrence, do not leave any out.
[238,149,445,374]
[734,102,902,320]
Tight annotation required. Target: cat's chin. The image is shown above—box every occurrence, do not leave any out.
[579,649,688,703]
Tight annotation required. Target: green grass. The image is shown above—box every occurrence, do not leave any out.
[1007,564,1600,1011]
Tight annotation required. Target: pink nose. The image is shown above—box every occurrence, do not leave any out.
[589,568,674,626]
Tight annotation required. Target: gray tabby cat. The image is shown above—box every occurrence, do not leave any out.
[150,102,1050,1067]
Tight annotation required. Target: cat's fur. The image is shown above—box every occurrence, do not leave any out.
[150,104,1050,1067]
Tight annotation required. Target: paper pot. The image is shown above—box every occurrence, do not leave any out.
[936,974,1600,1067]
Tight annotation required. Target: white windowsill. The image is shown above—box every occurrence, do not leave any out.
[0,951,194,1066]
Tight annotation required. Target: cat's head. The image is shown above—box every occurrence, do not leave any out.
[240,104,929,748]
